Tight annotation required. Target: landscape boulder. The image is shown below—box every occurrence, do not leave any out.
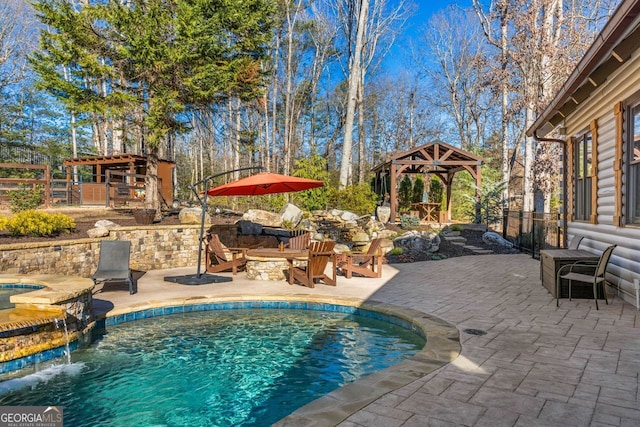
[94,220,119,229]
[237,220,263,236]
[87,227,110,238]
[243,209,282,227]
[280,203,303,227]
[482,231,513,248]
[393,231,441,257]
[179,207,210,225]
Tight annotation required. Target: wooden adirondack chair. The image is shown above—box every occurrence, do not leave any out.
[205,234,247,275]
[289,240,337,288]
[337,238,384,279]
[286,232,311,250]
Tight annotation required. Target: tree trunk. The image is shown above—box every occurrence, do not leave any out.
[357,73,366,184]
[500,0,510,210]
[339,0,369,189]
[145,146,161,220]
[523,106,535,212]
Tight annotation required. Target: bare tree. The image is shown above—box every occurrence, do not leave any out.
[334,0,411,188]
[474,0,618,213]
[264,0,339,175]
[0,0,35,94]
[338,0,368,188]
[474,0,512,208]
[416,6,493,152]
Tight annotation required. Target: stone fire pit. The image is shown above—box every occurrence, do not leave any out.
[245,255,290,281]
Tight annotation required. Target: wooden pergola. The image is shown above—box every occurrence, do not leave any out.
[63,154,175,206]
[371,140,484,223]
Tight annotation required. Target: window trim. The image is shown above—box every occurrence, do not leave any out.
[572,129,593,222]
[626,98,640,225]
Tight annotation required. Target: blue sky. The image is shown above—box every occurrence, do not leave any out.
[412,0,473,22]
[383,0,474,73]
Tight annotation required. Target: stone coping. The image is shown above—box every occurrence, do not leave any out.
[0,224,202,251]
[0,274,95,305]
[0,307,66,334]
[100,294,461,427]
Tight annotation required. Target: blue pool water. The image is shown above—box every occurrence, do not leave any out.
[0,308,424,426]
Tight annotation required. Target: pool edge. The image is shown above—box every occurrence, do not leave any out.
[100,294,461,427]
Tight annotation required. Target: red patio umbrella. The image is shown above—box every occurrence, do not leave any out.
[206,172,324,197]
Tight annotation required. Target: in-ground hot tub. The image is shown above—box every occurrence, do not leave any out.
[0,274,95,373]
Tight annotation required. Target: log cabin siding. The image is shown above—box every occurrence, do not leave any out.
[556,46,640,305]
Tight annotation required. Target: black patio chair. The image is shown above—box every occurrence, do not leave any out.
[92,240,135,294]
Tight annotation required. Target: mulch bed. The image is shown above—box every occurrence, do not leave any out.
[384,228,520,263]
[0,211,183,245]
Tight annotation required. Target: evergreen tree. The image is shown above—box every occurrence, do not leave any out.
[29,0,275,214]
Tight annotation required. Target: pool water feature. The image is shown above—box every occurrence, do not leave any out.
[0,275,95,371]
[0,308,425,426]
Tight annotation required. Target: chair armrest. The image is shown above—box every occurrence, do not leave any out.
[350,254,375,262]
[227,247,247,255]
[312,251,336,257]
[557,261,597,276]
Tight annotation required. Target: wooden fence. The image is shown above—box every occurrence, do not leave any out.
[0,163,51,208]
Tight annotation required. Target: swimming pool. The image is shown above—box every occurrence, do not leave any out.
[0,306,424,426]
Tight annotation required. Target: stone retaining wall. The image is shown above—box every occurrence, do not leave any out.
[0,225,202,276]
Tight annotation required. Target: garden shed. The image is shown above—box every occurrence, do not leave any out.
[372,140,484,223]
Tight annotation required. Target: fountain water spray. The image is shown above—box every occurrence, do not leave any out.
[55,318,72,364]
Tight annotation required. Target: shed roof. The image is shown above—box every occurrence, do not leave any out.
[63,154,175,167]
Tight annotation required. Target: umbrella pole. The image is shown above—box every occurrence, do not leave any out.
[164,166,263,285]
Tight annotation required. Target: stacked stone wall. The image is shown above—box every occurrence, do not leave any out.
[0,225,201,276]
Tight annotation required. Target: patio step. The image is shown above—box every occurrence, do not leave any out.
[464,245,494,255]
[443,233,494,255]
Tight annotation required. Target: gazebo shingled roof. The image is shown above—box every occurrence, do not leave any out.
[371,140,484,223]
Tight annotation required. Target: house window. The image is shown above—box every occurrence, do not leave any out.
[574,131,592,221]
[629,104,640,224]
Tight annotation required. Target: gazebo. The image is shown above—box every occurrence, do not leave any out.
[371,140,484,223]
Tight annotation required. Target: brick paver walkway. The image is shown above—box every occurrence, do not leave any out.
[341,254,640,427]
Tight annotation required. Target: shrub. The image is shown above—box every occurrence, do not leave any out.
[398,176,413,210]
[329,184,378,216]
[465,179,507,227]
[429,176,444,205]
[400,214,420,229]
[4,210,76,237]
[412,175,425,204]
[0,216,8,232]
[450,224,462,232]
[388,247,404,256]
[8,185,43,213]
[291,155,331,211]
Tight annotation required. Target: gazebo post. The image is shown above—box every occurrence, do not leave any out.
[445,172,454,223]
[475,164,482,224]
[390,162,398,223]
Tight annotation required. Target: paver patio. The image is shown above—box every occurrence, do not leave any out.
[96,253,640,426]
